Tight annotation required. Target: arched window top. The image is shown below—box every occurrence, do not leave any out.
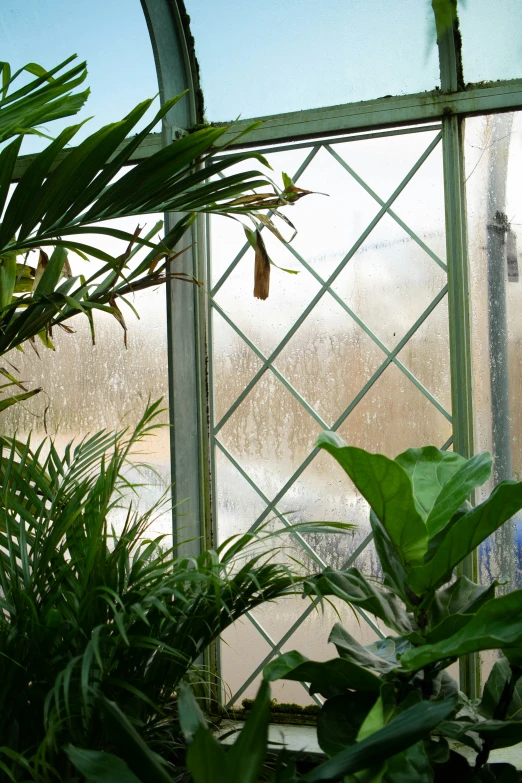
[1,0,159,151]
[184,0,440,122]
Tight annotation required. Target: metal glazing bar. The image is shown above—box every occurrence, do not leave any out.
[325,144,447,272]
[212,301,329,430]
[244,612,323,707]
[226,529,384,708]
[211,146,320,297]
[282,242,452,424]
[211,124,443,161]
[215,439,329,569]
[226,599,320,707]
[247,285,449,534]
[214,80,522,149]
[441,436,454,451]
[215,133,443,435]
[437,4,478,700]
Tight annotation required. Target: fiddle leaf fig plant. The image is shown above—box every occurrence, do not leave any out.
[264,432,522,781]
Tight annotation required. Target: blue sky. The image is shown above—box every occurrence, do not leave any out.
[1,0,521,146]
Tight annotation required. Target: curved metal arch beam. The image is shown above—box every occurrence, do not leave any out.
[141,0,209,559]
[141,0,203,133]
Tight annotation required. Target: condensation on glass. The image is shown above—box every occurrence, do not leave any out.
[1,0,160,153]
[459,0,522,85]
[466,112,522,590]
[0,3,170,532]
[185,0,439,121]
[0,215,171,536]
[209,125,451,703]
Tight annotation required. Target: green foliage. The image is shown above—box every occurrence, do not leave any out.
[0,56,307,409]
[179,680,272,783]
[0,401,341,781]
[264,434,522,780]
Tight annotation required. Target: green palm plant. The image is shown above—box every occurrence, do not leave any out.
[0,400,342,781]
[0,56,307,410]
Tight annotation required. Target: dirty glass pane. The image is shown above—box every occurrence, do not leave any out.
[459,0,522,84]
[209,125,450,704]
[1,0,159,153]
[186,0,440,121]
[0,214,171,535]
[466,112,522,600]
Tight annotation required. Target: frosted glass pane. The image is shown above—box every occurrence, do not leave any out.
[211,127,450,703]
[460,0,522,84]
[466,112,522,591]
[186,0,440,120]
[1,0,158,153]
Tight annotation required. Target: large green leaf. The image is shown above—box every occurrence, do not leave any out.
[65,746,143,783]
[424,452,492,537]
[481,657,522,721]
[384,741,433,783]
[407,480,522,595]
[369,511,408,596]
[227,679,271,783]
[317,692,377,756]
[394,446,467,521]
[401,591,522,671]
[440,718,522,750]
[430,576,497,628]
[301,696,457,782]
[317,432,428,567]
[329,623,407,673]
[305,567,412,634]
[187,727,230,783]
[264,650,381,693]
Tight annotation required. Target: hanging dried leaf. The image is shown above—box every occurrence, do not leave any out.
[109,296,128,347]
[253,229,270,301]
[32,249,49,291]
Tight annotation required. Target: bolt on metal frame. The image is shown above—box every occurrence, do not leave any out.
[137,0,520,704]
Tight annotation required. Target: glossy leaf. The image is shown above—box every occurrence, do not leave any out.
[425,452,492,537]
[481,657,522,721]
[317,692,377,756]
[187,726,230,783]
[328,623,405,673]
[65,746,143,783]
[264,651,381,693]
[394,446,467,521]
[305,567,412,634]
[369,510,408,596]
[384,741,433,783]
[301,696,457,782]
[317,432,428,567]
[407,480,522,595]
[401,591,522,671]
[227,679,271,783]
[430,576,497,627]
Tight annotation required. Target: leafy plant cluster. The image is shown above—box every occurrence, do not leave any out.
[260,436,522,782]
[0,401,346,781]
[80,435,522,783]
